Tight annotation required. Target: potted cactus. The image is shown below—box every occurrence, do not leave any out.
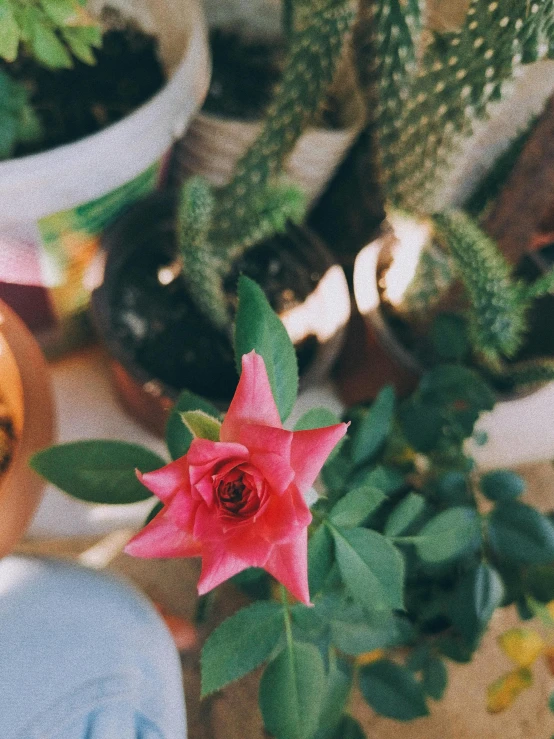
[333,0,554,465]
[171,0,364,209]
[0,0,209,356]
[91,0,353,434]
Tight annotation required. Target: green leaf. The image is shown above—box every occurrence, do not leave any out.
[259,641,325,739]
[0,0,19,61]
[431,313,469,361]
[234,276,298,423]
[40,0,79,26]
[201,602,283,696]
[329,486,386,528]
[61,26,96,64]
[165,390,221,460]
[308,524,335,597]
[549,692,554,713]
[30,441,165,504]
[313,658,352,739]
[399,399,443,453]
[480,470,525,502]
[415,507,481,564]
[436,472,470,505]
[360,465,405,495]
[488,502,554,565]
[181,410,221,442]
[325,715,365,739]
[359,660,429,721]
[351,386,395,466]
[331,526,404,612]
[422,657,448,700]
[474,563,504,626]
[295,407,341,431]
[30,13,73,68]
[385,493,426,537]
[331,613,414,656]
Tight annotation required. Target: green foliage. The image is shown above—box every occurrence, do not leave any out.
[480,470,526,502]
[328,485,385,528]
[181,410,221,442]
[0,69,41,158]
[359,660,429,721]
[331,524,405,612]
[351,385,395,466]
[413,507,482,564]
[487,501,554,565]
[201,602,284,696]
[30,440,165,504]
[0,0,100,65]
[384,493,426,537]
[165,390,222,460]
[421,657,448,701]
[313,657,352,739]
[234,275,298,422]
[259,640,325,739]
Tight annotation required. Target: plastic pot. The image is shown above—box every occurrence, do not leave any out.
[0,300,55,556]
[0,0,210,357]
[91,191,351,435]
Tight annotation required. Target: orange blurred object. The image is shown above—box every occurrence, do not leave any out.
[0,299,55,556]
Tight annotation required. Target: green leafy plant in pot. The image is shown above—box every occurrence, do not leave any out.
[31,278,554,735]
[92,0,354,434]
[0,0,207,358]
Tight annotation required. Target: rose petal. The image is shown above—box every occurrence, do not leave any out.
[197,537,272,595]
[124,510,202,558]
[220,351,282,443]
[240,424,294,494]
[290,423,349,493]
[137,457,190,503]
[264,530,311,606]
[260,485,311,542]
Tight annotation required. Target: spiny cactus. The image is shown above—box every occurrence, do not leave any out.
[179,0,355,328]
[360,0,554,213]
[433,211,527,366]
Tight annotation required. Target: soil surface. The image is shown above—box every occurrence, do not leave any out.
[97,197,331,402]
[4,8,165,158]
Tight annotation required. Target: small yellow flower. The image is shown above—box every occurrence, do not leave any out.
[487,668,533,713]
[356,649,386,666]
[498,628,544,668]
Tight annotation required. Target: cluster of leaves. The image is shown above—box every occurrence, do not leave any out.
[0,0,101,67]
[0,0,101,159]
[199,359,554,735]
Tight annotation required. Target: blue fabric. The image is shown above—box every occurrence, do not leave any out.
[0,556,187,739]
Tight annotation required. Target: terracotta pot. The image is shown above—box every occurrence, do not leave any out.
[0,300,55,556]
[91,191,351,435]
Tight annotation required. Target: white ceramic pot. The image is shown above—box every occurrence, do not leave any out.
[172,110,361,208]
[0,0,210,354]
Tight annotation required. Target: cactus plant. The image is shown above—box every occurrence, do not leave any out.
[178,0,355,328]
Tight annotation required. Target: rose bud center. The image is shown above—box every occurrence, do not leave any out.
[214,465,266,521]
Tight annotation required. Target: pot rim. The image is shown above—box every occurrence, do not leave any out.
[0,0,210,222]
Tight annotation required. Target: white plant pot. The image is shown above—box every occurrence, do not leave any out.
[172,110,361,207]
[0,0,210,353]
[353,229,554,471]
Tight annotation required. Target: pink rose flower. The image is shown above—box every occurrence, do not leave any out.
[125,351,347,605]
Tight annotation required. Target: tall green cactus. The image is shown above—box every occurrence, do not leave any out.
[178,0,355,328]
[360,0,554,213]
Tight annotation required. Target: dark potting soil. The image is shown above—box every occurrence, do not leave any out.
[100,201,326,402]
[5,8,165,158]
